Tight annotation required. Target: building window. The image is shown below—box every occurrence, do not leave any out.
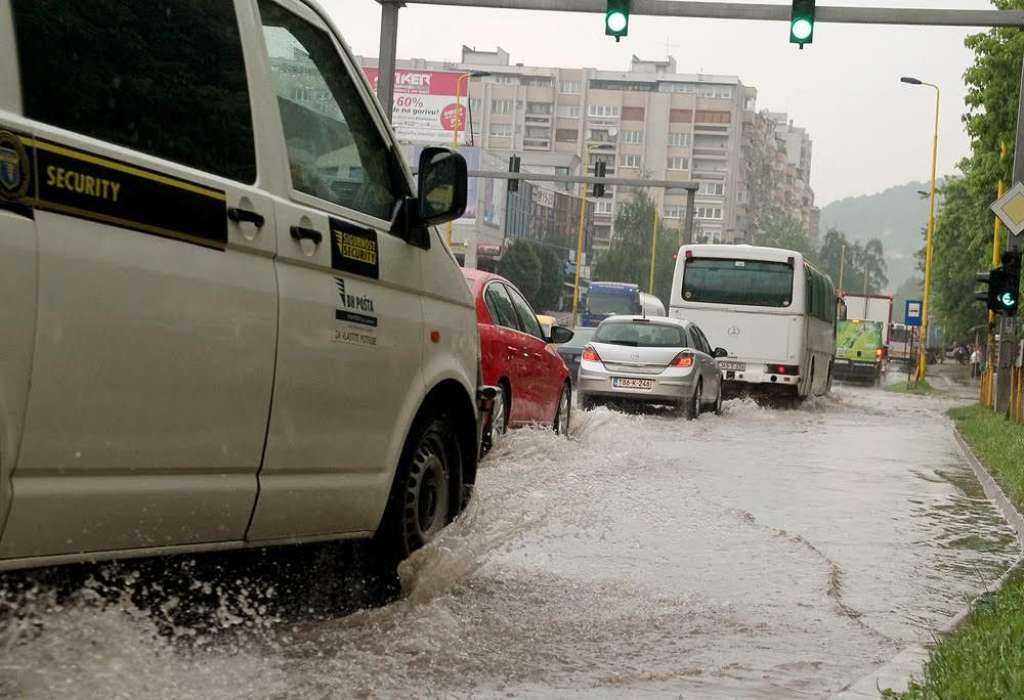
[621,154,641,168]
[695,110,731,124]
[621,106,645,121]
[493,75,517,85]
[668,132,691,147]
[526,102,552,115]
[521,76,552,87]
[555,128,578,142]
[664,206,685,219]
[588,104,620,118]
[622,129,642,144]
[595,199,614,215]
[716,87,733,99]
[670,109,693,123]
[557,104,580,118]
[696,206,723,220]
[525,126,549,138]
[700,85,716,97]
[668,156,689,171]
[489,123,513,137]
[699,182,725,196]
[560,79,581,94]
[492,99,513,114]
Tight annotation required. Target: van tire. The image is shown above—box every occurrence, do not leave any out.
[378,412,462,561]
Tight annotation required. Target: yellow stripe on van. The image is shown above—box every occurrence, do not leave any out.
[21,137,226,201]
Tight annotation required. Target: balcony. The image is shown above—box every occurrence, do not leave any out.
[523,138,551,150]
[693,148,728,159]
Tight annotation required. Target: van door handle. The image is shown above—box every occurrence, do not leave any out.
[227,206,266,228]
[290,225,323,245]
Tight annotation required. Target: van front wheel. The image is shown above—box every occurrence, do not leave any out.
[379,413,461,560]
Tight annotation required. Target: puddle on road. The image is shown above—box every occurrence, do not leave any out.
[0,385,1019,699]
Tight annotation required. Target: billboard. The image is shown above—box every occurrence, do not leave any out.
[835,320,883,362]
[363,68,472,145]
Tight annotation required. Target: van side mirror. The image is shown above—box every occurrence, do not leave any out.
[713,347,728,358]
[548,325,575,344]
[417,147,467,226]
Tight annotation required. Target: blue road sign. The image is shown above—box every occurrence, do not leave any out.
[905,299,923,327]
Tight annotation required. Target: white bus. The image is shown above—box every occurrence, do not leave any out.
[669,244,837,399]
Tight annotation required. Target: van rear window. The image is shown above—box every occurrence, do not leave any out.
[12,0,257,184]
[682,258,794,308]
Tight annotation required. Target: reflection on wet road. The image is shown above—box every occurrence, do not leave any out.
[1,384,1019,698]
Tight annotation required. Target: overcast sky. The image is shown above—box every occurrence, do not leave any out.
[326,0,997,206]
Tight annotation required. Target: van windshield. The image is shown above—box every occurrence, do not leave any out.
[682,258,793,308]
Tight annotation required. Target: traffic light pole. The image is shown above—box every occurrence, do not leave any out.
[373,2,1024,118]
[995,59,1024,414]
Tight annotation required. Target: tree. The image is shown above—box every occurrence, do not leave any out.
[760,207,816,259]
[534,243,564,312]
[592,189,679,307]
[816,227,888,294]
[497,240,542,303]
[921,3,1024,338]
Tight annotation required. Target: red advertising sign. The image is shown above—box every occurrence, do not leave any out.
[363,68,472,145]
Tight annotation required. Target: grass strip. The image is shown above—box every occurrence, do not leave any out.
[891,404,1024,699]
[884,379,937,396]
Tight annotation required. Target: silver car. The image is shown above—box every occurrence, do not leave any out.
[577,315,727,419]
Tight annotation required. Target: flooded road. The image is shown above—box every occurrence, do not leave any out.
[1,383,1020,698]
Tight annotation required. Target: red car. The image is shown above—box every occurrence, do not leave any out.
[462,269,573,442]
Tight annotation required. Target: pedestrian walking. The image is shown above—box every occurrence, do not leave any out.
[970,346,981,379]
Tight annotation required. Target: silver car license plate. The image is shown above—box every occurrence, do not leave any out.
[613,377,654,390]
[718,360,746,371]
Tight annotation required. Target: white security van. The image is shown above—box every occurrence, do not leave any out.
[0,0,491,571]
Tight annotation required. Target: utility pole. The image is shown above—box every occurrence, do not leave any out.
[838,243,846,295]
[995,59,1024,414]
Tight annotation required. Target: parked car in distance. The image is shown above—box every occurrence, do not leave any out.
[578,316,726,419]
[556,327,597,385]
[463,270,574,442]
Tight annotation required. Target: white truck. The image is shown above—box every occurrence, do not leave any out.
[841,293,894,364]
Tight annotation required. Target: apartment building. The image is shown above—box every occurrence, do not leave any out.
[360,48,816,249]
[738,109,819,242]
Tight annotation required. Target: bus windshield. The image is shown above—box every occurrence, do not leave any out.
[682,258,794,308]
[588,288,639,315]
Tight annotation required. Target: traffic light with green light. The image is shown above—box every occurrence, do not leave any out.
[605,0,630,42]
[998,250,1021,315]
[975,251,1021,316]
[789,0,815,47]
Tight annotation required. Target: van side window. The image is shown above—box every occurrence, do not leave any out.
[259,0,403,222]
[11,0,257,184]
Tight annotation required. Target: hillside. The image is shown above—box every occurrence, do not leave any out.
[818,181,935,292]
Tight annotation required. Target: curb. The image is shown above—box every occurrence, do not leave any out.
[833,424,1024,699]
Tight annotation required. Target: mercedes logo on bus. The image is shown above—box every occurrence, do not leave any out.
[727,325,741,337]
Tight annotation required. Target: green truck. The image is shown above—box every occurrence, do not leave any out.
[833,319,884,384]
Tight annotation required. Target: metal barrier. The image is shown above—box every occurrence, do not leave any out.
[981,368,994,408]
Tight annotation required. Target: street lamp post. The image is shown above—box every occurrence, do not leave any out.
[901,76,940,382]
[447,71,491,247]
